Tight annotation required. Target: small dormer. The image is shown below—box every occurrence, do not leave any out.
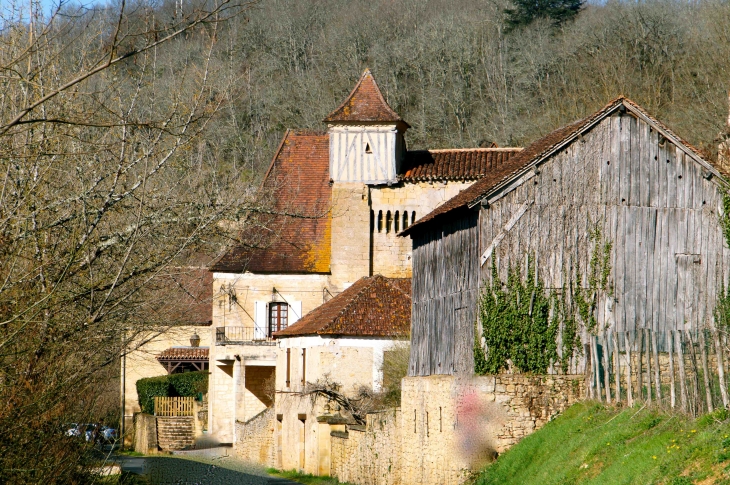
[324,69,409,185]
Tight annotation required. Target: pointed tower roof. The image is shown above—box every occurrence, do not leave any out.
[324,69,408,125]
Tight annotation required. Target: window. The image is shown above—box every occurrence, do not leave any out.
[286,349,291,387]
[365,142,372,154]
[269,302,288,336]
[394,211,400,232]
[386,211,392,233]
[403,211,409,229]
[411,211,416,225]
[301,348,307,385]
[377,210,383,232]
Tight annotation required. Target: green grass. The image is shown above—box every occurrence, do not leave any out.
[474,402,730,485]
[266,468,355,484]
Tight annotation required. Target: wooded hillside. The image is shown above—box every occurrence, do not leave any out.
[215,0,730,175]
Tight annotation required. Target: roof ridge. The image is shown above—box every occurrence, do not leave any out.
[426,147,523,153]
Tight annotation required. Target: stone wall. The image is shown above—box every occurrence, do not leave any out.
[156,416,194,451]
[327,373,585,485]
[235,407,276,468]
[330,409,401,485]
[133,413,158,454]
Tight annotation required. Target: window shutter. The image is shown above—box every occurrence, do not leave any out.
[290,301,302,325]
[254,301,267,340]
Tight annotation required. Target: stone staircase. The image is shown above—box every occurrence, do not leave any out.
[156,416,194,450]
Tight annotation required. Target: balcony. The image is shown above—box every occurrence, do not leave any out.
[215,326,276,346]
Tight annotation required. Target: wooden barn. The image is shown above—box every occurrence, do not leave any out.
[401,97,730,377]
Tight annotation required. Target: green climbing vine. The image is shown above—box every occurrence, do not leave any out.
[475,225,613,375]
[477,258,558,374]
[714,194,730,329]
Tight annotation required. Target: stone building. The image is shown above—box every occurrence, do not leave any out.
[206,69,521,444]
[120,265,212,445]
[270,274,410,474]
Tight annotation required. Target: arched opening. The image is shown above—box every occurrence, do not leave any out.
[365,142,372,154]
[403,211,409,229]
[411,212,416,224]
[394,211,400,233]
[377,210,383,233]
[386,211,392,233]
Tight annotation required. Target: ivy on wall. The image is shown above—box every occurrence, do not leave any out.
[476,259,558,374]
[715,194,730,329]
[475,225,613,375]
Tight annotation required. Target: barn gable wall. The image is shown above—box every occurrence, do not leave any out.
[481,112,730,350]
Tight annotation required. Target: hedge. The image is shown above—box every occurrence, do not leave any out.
[136,371,209,414]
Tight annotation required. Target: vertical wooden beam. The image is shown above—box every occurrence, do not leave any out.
[645,328,652,405]
[676,330,688,414]
[668,330,676,409]
[637,329,644,401]
[625,331,634,407]
[686,330,701,416]
[713,328,729,408]
[613,329,621,404]
[603,331,612,403]
[699,328,714,413]
[652,329,661,402]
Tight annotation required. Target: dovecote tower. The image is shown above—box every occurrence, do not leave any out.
[324,69,409,185]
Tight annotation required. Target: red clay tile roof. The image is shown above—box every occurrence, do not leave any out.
[324,69,406,125]
[401,96,727,237]
[400,148,522,181]
[273,275,411,338]
[211,130,331,274]
[157,347,209,361]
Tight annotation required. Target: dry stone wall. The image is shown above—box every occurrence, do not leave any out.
[329,374,585,485]
[330,409,401,485]
[235,407,276,468]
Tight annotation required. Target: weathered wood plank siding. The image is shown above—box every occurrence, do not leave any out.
[409,210,479,376]
[481,113,730,350]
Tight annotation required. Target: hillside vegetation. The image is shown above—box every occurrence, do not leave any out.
[474,402,730,485]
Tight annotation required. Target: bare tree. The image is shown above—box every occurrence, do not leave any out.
[0,0,258,482]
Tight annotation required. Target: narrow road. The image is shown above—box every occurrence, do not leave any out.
[116,453,299,484]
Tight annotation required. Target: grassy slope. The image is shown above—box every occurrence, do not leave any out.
[474,402,730,485]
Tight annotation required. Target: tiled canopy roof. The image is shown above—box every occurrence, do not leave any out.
[400,96,726,237]
[401,148,522,181]
[273,275,411,338]
[324,69,406,125]
[156,347,209,361]
[210,130,331,274]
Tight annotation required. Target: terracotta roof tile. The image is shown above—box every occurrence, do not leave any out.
[324,69,406,125]
[401,96,727,236]
[211,130,331,274]
[273,275,411,338]
[400,148,522,181]
[157,347,209,361]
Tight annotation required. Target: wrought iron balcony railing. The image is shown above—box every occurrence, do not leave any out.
[215,326,276,346]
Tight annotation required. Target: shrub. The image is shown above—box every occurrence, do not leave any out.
[136,371,209,414]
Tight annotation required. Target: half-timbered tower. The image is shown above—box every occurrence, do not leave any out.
[402,97,730,377]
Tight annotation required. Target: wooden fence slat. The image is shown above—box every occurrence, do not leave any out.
[652,329,661,402]
[713,328,729,408]
[625,331,634,407]
[668,330,676,409]
[699,328,713,413]
[154,396,195,417]
[645,328,652,405]
[676,330,689,414]
[613,329,621,404]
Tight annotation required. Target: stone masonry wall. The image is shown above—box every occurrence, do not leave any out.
[133,413,158,454]
[330,409,401,485]
[328,374,584,485]
[235,407,276,468]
